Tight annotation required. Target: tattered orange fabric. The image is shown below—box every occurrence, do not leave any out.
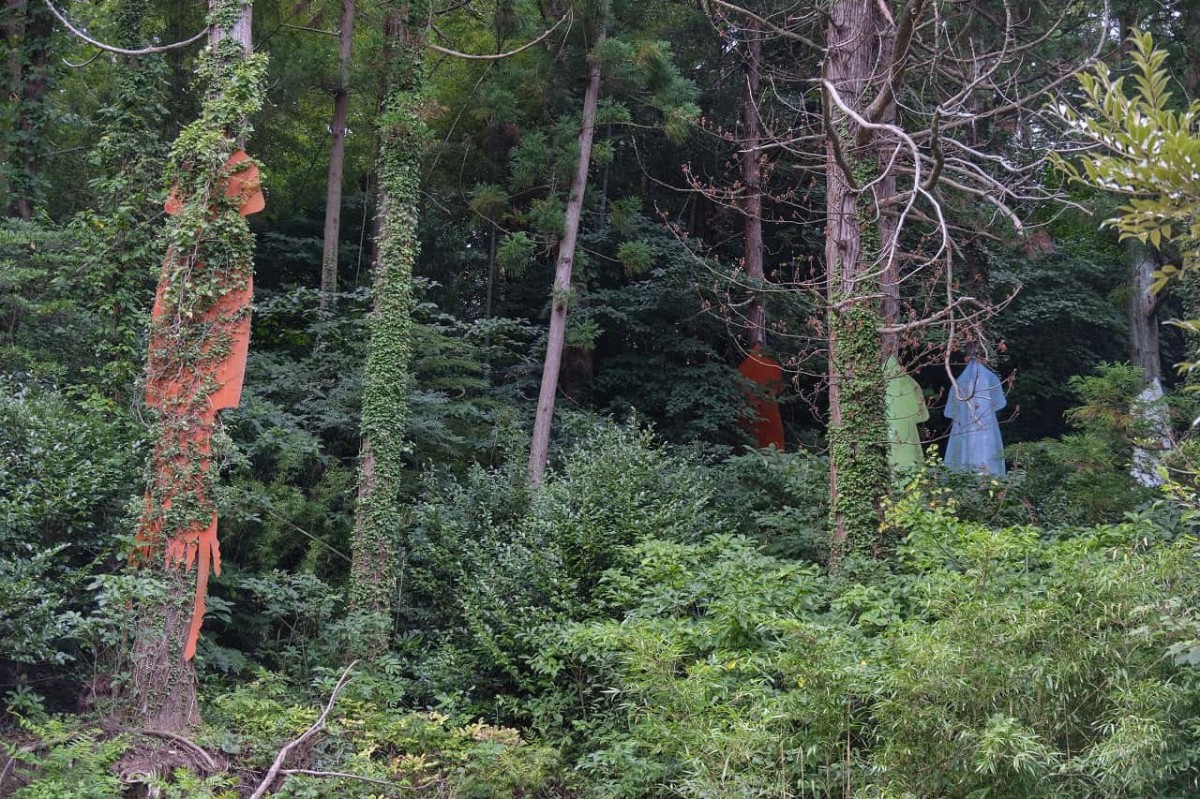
[739,348,785,450]
[136,150,263,661]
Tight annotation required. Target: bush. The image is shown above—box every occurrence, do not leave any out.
[396,419,727,714]
[530,483,1200,798]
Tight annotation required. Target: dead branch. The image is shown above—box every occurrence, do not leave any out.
[248,661,358,799]
[279,769,443,790]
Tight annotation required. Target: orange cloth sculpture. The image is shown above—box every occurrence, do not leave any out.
[136,150,263,661]
[739,347,786,449]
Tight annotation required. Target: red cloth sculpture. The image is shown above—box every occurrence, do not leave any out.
[136,150,264,661]
[739,347,786,449]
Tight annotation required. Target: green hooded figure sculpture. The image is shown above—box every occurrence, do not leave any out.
[884,356,929,472]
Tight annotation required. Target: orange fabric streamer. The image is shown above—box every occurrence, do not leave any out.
[739,347,786,450]
[136,151,263,661]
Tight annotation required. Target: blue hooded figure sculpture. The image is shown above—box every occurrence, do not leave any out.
[945,360,1007,476]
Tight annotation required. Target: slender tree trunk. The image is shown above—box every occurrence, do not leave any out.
[319,0,357,307]
[6,0,50,220]
[1129,241,1161,381]
[126,0,262,732]
[875,24,900,358]
[528,29,606,486]
[485,221,497,317]
[742,20,765,348]
[824,0,888,561]
[348,4,425,655]
[2,0,25,212]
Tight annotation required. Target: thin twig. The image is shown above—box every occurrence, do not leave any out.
[248,661,358,799]
[279,769,395,786]
[62,50,102,68]
[282,23,339,36]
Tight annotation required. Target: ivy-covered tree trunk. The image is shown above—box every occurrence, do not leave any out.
[742,20,765,348]
[528,27,606,487]
[126,0,266,732]
[348,4,426,655]
[3,0,53,220]
[824,0,888,562]
[319,0,357,307]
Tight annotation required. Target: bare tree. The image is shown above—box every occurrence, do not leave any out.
[698,0,1112,558]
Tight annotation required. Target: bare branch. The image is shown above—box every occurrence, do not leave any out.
[44,0,208,55]
[248,661,358,799]
[429,12,570,60]
[703,0,822,50]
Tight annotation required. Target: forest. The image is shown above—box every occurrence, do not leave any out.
[5,0,1200,795]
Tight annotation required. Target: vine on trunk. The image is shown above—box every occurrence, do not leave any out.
[132,0,267,680]
[348,13,429,652]
[828,159,888,562]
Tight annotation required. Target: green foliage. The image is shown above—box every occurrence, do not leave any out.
[712,447,830,560]
[497,231,536,278]
[988,230,1131,437]
[533,480,1200,798]
[1056,30,1200,259]
[395,421,724,711]
[0,381,143,675]
[4,718,127,799]
[1006,362,1160,526]
[828,302,888,559]
[616,239,655,276]
[1055,30,1200,378]
[208,672,564,797]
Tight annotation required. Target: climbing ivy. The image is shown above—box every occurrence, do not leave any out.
[127,0,267,728]
[828,159,888,562]
[348,12,430,652]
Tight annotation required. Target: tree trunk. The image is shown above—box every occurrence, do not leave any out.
[348,5,425,656]
[875,22,900,359]
[319,0,357,308]
[528,30,606,486]
[126,0,261,732]
[824,0,888,562]
[1129,241,1161,381]
[742,20,765,348]
[2,0,25,213]
[6,0,50,220]
[485,222,497,317]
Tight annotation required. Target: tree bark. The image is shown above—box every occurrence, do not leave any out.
[319,0,357,308]
[1129,241,1161,381]
[742,20,765,348]
[875,19,900,359]
[824,0,889,560]
[528,29,606,486]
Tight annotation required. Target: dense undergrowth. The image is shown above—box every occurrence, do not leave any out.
[5,371,1200,796]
